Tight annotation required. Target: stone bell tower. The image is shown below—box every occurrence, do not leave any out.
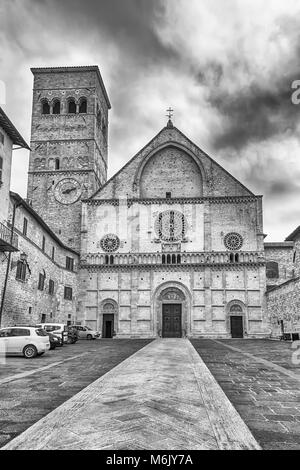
[27,66,111,251]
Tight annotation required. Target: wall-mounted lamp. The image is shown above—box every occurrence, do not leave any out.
[20,252,28,261]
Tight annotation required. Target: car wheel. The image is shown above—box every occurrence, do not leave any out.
[86,334,92,340]
[23,344,38,358]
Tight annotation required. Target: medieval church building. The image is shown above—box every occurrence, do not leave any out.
[2,65,299,339]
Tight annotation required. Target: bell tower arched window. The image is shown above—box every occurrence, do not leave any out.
[41,99,50,115]
[52,100,61,114]
[68,99,76,114]
[79,98,87,113]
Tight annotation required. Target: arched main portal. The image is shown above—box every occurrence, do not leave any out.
[153,282,191,338]
[100,299,118,338]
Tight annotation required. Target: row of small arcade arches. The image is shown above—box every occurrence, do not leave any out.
[41,97,87,115]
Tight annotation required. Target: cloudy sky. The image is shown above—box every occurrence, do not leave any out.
[1,0,300,241]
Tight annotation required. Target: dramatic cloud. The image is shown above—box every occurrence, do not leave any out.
[1,0,300,241]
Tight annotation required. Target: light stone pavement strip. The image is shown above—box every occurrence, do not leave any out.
[1,339,260,450]
[212,340,300,381]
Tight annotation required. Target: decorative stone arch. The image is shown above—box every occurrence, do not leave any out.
[40,98,50,115]
[78,96,88,113]
[225,299,247,337]
[99,298,119,337]
[132,142,207,197]
[51,97,61,114]
[66,96,77,114]
[152,281,192,337]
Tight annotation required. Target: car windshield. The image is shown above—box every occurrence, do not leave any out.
[35,328,48,336]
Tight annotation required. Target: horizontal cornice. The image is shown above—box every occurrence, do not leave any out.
[83,195,262,206]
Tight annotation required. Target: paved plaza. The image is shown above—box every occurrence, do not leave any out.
[1,339,259,450]
[0,338,299,450]
[191,339,300,450]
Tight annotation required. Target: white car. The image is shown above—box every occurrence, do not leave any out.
[0,327,50,358]
[73,325,100,340]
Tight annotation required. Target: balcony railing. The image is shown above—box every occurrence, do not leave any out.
[82,251,265,267]
[0,222,18,252]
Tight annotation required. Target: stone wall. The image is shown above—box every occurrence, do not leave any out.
[264,243,295,287]
[78,265,268,339]
[267,278,300,338]
[94,126,255,200]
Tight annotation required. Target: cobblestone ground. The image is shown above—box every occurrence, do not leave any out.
[191,339,300,450]
[0,339,152,448]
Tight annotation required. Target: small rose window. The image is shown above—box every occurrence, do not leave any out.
[100,234,120,252]
[224,232,243,251]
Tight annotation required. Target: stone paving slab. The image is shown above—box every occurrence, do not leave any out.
[191,339,300,451]
[1,339,260,450]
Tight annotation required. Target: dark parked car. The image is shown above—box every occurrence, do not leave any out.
[47,332,62,350]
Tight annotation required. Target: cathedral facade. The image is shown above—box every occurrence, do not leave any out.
[1,66,272,338]
[79,121,268,339]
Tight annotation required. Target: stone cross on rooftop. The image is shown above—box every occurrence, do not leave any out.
[166,107,174,128]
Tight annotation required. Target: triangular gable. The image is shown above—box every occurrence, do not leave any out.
[91,125,255,200]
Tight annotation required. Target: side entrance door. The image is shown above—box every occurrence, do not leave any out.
[230,316,244,338]
[162,304,182,338]
[102,314,114,338]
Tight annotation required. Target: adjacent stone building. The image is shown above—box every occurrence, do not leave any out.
[0,192,79,327]
[265,228,300,339]
[0,106,29,252]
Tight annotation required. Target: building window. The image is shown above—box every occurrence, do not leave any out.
[266,261,279,279]
[64,286,73,300]
[0,156,3,183]
[16,260,26,281]
[68,99,76,114]
[79,98,87,113]
[41,100,50,115]
[49,279,54,295]
[41,314,46,323]
[224,232,243,251]
[51,246,55,261]
[42,235,45,252]
[166,192,171,199]
[52,100,61,114]
[102,120,107,139]
[155,210,187,242]
[23,217,28,236]
[55,158,60,170]
[29,307,32,315]
[66,256,74,271]
[100,234,120,253]
[38,270,46,291]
